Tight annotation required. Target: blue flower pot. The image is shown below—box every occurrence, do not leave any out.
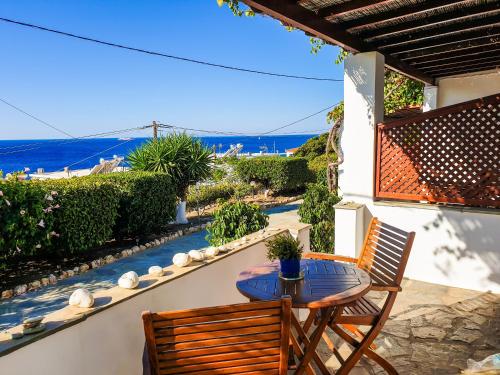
[280,259,301,279]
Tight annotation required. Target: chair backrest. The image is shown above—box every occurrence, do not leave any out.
[357,217,415,290]
[142,297,292,375]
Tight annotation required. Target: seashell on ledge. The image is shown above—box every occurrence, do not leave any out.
[69,288,94,308]
[148,266,164,277]
[188,250,205,262]
[173,253,192,267]
[118,271,139,289]
[205,246,219,259]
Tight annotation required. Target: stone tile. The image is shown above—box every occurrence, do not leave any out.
[450,327,483,344]
[412,326,447,340]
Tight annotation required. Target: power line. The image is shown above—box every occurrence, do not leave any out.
[0,17,342,83]
[64,138,133,170]
[157,102,337,136]
[0,97,75,138]
[259,103,338,135]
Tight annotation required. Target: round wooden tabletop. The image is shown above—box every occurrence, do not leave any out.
[236,259,372,309]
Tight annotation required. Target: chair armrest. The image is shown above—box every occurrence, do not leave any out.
[370,284,402,292]
[303,252,358,263]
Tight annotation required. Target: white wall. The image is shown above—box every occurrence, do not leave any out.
[437,69,500,108]
[0,226,310,375]
[337,61,500,293]
[367,203,500,293]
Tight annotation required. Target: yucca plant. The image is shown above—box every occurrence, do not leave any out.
[128,133,213,200]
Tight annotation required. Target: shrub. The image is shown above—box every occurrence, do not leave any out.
[294,133,329,160]
[206,202,268,246]
[39,178,120,253]
[87,172,177,238]
[211,168,227,182]
[128,133,213,199]
[235,156,313,193]
[186,183,236,211]
[266,234,303,261]
[308,154,328,184]
[298,183,341,253]
[233,183,255,200]
[0,180,56,258]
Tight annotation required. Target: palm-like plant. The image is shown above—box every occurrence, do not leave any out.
[128,133,213,200]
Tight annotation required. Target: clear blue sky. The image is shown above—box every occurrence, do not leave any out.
[0,0,344,139]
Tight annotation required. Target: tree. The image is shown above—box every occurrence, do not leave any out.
[128,132,213,221]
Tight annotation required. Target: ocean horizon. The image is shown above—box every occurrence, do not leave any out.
[0,134,319,174]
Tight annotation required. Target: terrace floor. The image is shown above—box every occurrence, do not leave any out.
[314,279,500,374]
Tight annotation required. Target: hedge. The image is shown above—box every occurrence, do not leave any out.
[40,178,120,253]
[87,172,177,238]
[0,171,177,258]
[235,156,313,193]
[0,180,56,258]
[298,183,341,253]
[186,182,257,211]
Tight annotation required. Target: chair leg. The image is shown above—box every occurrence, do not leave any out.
[331,324,398,375]
[342,324,377,350]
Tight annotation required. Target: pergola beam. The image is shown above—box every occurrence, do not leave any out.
[433,63,500,77]
[372,16,500,49]
[402,43,500,62]
[387,30,500,55]
[340,0,470,30]
[410,47,500,67]
[318,0,389,18]
[242,0,434,84]
[415,53,500,71]
[361,3,500,40]
[422,56,500,74]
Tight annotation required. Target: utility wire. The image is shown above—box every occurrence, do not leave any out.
[0,97,75,138]
[157,102,338,137]
[0,17,342,83]
[64,138,133,170]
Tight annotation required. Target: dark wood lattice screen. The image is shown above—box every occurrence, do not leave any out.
[375,93,500,208]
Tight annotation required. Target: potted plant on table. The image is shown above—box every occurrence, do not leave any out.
[266,233,303,279]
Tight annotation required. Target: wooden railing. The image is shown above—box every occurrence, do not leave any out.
[375,93,500,208]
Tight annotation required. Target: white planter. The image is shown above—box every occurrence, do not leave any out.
[176,201,188,224]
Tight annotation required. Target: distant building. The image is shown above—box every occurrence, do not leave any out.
[285,147,299,157]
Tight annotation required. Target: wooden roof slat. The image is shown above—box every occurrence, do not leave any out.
[409,46,500,66]
[402,43,500,62]
[427,61,500,76]
[434,64,499,78]
[338,0,471,30]
[413,53,500,71]
[422,56,500,74]
[361,2,500,40]
[386,28,500,55]
[318,0,390,18]
[372,15,500,49]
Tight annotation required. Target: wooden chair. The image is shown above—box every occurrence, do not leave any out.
[142,297,292,375]
[304,217,415,374]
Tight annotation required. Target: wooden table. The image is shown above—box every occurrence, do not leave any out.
[236,259,371,375]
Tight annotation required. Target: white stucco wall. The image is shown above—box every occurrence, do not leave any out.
[436,69,500,108]
[337,57,500,293]
[0,225,311,375]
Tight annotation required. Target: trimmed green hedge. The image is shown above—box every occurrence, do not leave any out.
[40,178,120,253]
[0,180,55,258]
[186,183,236,211]
[0,171,177,258]
[235,157,313,193]
[87,172,177,238]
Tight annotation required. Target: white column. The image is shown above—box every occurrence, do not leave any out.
[423,85,438,111]
[338,51,385,203]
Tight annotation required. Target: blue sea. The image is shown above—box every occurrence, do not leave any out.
[0,135,317,174]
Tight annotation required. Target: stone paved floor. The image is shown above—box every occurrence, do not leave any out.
[312,279,500,374]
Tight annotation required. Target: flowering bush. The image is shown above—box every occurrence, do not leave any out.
[206,201,268,246]
[0,180,57,258]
